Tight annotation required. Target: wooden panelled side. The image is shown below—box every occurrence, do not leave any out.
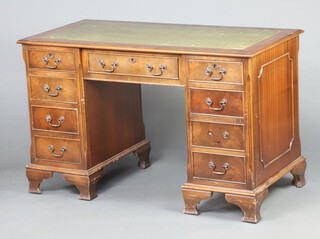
[249,37,301,185]
[258,54,293,167]
[84,81,146,167]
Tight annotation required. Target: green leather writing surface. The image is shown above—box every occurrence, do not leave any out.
[41,21,279,50]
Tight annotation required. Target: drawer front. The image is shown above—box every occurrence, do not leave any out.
[192,121,244,150]
[193,152,245,183]
[34,136,81,164]
[86,51,178,79]
[188,60,243,84]
[190,89,243,117]
[27,47,76,71]
[30,76,78,103]
[32,106,79,134]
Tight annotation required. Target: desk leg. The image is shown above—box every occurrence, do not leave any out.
[290,158,307,188]
[182,189,213,215]
[134,142,151,169]
[225,188,268,223]
[26,169,54,194]
[63,169,104,200]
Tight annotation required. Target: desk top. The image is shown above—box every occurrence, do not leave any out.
[17,20,303,57]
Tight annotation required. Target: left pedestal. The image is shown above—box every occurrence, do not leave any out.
[22,45,149,200]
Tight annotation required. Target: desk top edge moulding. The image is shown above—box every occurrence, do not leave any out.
[17,20,306,223]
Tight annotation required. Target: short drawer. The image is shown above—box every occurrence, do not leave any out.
[190,89,243,117]
[30,76,78,103]
[188,60,243,84]
[34,136,81,164]
[191,121,244,151]
[85,51,178,79]
[31,106,79,134]
[27,47,76,71]
[192,152,245,183]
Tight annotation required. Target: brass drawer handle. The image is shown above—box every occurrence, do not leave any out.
[205,98,227,111]
[146,64,167,76]
[43,84,63,97]
[42,53,61,69]
[98,60,118,72]
[205,64,227,81]
[48,145,67,158]
[45,115,64,128]
[208,162,230,175]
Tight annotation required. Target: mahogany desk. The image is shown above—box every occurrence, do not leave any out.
[17,20,306,223]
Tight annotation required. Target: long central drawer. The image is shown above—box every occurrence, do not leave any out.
[84,50,179,79]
